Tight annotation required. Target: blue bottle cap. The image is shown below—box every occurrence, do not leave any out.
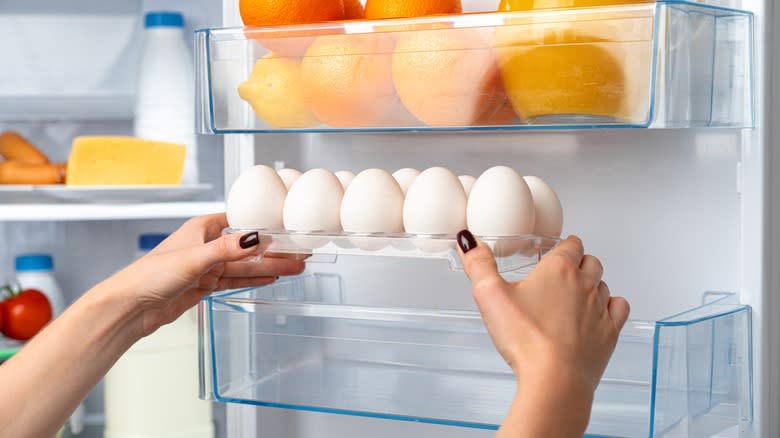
[15,254,54,272]
[139,234,169,251]
[145,11,184,28]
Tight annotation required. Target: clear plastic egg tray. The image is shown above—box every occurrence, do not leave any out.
[225,228,559,272]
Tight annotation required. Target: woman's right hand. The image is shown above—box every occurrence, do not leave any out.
[456,231,630,436]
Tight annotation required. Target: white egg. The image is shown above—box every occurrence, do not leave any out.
[226,165,287,230]
[468,166,535,236]
[283,168,344,232]
[341,169,404,250]
[404,167,467,254]
[458,175,476,196]
[334,170,356,189]
[277,168,302,190]
[468,166,535,257]
[392,168,420,195]
[341,169,404,233]
[524,176,564,238]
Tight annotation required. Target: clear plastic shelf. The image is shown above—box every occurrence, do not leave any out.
[226,228,559,273]
[196,1,753,134]
[199,275,752,437]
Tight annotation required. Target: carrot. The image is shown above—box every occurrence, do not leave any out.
[0,131,49,164]
[0,161,64,184]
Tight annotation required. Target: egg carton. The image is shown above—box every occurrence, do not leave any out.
[225,228,559,273]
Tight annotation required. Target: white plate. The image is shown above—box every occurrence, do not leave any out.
[34,184,213,203]
[0,185,44,203]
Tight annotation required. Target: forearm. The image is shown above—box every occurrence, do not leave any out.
[0,280,144,438]
[499,371,593,438]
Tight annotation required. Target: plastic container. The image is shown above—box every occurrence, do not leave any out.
[200,276,752,437]
[15,254,65,317]
[196,1,753,133]
[104,233,213,438]
[225,228,559,273]
[134,11,198,183]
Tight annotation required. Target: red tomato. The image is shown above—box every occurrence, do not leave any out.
[1,289,52,340]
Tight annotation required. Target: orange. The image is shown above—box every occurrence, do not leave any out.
[494,1,654,123]
[250,26,345,58]
[238,53,320,128]
[392,28,507,126]
[497,40,626,122]
[239,0,345,26]
[365,0,462,19]
[301,33,417,128]
[343,0,365,19]
[475,79,517,125]
[240,0,346,56]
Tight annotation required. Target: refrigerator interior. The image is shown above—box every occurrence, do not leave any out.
[1,0,777,437]
[0,0,227,434]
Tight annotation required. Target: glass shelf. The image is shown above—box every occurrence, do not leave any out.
[196,1,753,134]
[225,228,559,273]
[199,276,752,437]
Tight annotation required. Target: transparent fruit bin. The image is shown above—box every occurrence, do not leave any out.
[226,228,559,273]
[195,1,753,134]
[199,277,752,437]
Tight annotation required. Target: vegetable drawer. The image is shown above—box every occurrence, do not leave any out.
[199,275,752,437]
[195,1,753,133]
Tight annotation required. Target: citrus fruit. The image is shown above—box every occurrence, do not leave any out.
[252,27,345,58]
[239,0,345,26]
[238,53,320,128]
[301,33,417,128]
[343,0,366,19]
[365,0,462,19]
[494,0,649,124]
[392,28,505,126]
[496,33,626,122]
[475,77,517,125]
[239,0,346,56]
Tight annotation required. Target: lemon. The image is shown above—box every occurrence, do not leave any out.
[238,54,320,129]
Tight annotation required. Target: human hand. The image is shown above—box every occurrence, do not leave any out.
[456,231,630,393]
[104,213,305,336]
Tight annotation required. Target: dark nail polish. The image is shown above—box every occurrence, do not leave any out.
[456,229,477,254]
[239,232,260,249]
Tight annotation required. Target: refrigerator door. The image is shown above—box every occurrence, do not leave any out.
[214,1,772,437]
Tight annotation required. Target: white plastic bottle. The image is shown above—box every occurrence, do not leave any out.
[15,254,84,436]
[104,234,214,438]
[134,11,198,184]
[15,254,64,317]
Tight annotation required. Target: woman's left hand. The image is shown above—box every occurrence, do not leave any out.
[104,213,305,336]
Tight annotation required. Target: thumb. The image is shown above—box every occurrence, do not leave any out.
[608,296,631,333]
[183,231,267,274]
[457,230,506,288]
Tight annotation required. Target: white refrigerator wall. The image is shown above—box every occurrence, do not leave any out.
[227,122,743,438]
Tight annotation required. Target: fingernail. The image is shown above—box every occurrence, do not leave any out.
[456,229,477,254]
[239,232,260,249]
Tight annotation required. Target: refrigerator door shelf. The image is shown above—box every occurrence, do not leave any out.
[225,228,559,273]
[196,1,753,134]
[199,274,753,438]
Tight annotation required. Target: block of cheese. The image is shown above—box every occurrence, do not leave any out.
[67,137,186,186]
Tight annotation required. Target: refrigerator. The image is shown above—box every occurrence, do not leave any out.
[3,0,779,437]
